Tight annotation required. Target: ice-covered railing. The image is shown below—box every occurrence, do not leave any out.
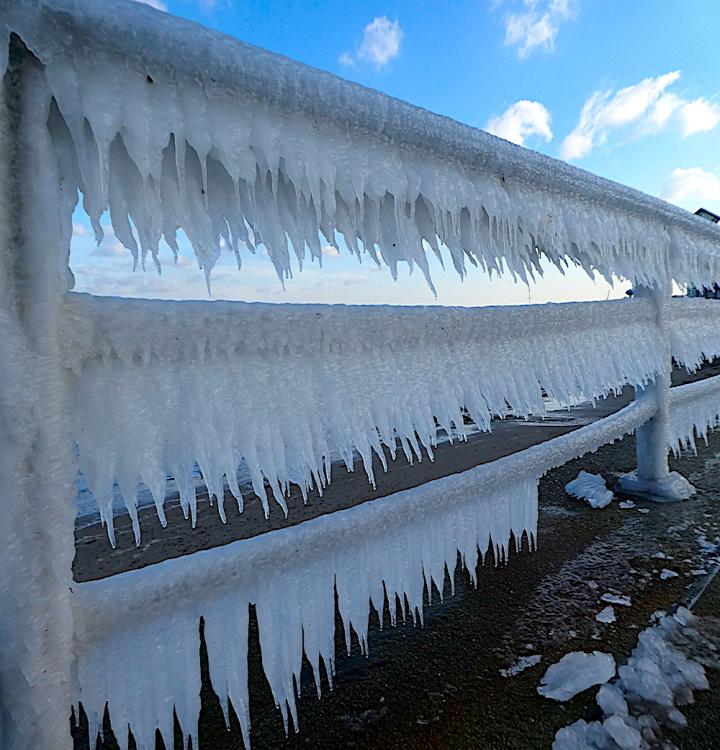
[669,374,720,455]
[5,0,720,292]
[668,297,720,371]
[4,1,720,749]
[62,292,663,543]
[72,398,654,750]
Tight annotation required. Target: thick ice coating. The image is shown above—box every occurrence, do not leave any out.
[669,374,720,454]
[63,293,663,542]
[72,400,653,750]
[5,0,720,293]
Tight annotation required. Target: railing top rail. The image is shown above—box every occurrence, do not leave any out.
[0,0,720,294]
[3,0,717,244]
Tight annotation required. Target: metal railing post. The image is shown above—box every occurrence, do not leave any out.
[617,284,695,502]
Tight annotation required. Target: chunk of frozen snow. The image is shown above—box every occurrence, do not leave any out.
[603,715,642,750]
[499,654,541,677]
[553,719,608,749]
[565,471,614,509]
[660,569,679,580]
[601,593,632,607]
[619,500,636,509]
[597,683,628,717]
[538,651,616,701]
[596,606,616,624]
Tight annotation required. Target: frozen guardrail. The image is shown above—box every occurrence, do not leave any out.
[5,0,720,291]
[670,374,720,454]
[60,292,663,543]
[71,398,656,750]
[2,0,720,748]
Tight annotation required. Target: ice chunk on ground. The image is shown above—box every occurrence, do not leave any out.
[596,606,616,624]
[597,684,628,717]
[552,719,608,749]
[619,500,636,509]
[660,569,679,580]
[565,471,614,509]
[603,715,642,749]
[601,593,632,607]
[499,654,541,677]
[538,651,616,701]
[555,607,715,749]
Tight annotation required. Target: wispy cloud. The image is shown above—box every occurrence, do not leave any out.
[661,167,720,211]
[503,0,577,60]
[339,17,404,70]
[485,100,553,146]
[561,71,720,160]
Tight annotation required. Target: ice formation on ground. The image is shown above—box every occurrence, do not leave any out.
[660,569,679,580]
[500,654,542,677]
[565,471,614,509]
[538,651,616,702]
[552,608,717,749]
[596,606,617,624]
[601,594,632,607]
[63,293,662,543]
[619,500,637,509]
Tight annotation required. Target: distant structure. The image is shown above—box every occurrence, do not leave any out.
[687,208,720,298]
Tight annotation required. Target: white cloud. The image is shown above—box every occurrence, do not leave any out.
[133,0,168,10]
[321,245,340,258]
[561,71,720,160]
[661,167,720,211]
[72,222,86,237]
[485,100,553,146]
[504,0,576,60]
[677,97,720,136]
[338,51,354,67]
[340,17,403,70]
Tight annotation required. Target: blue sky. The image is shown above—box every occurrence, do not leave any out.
[71,0,720,305]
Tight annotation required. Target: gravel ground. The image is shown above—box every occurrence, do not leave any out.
[74,418,720,750]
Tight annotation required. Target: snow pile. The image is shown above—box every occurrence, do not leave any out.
[64,293,661,543]
[538,651,616,702]
[565,471,614,509]
[668,374,720,456]
[553,608,718,749]
[73,465,539,750]
[6,1,720,294]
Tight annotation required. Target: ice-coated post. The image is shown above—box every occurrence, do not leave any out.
[0,46,78,748]
[616,284,695,502]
